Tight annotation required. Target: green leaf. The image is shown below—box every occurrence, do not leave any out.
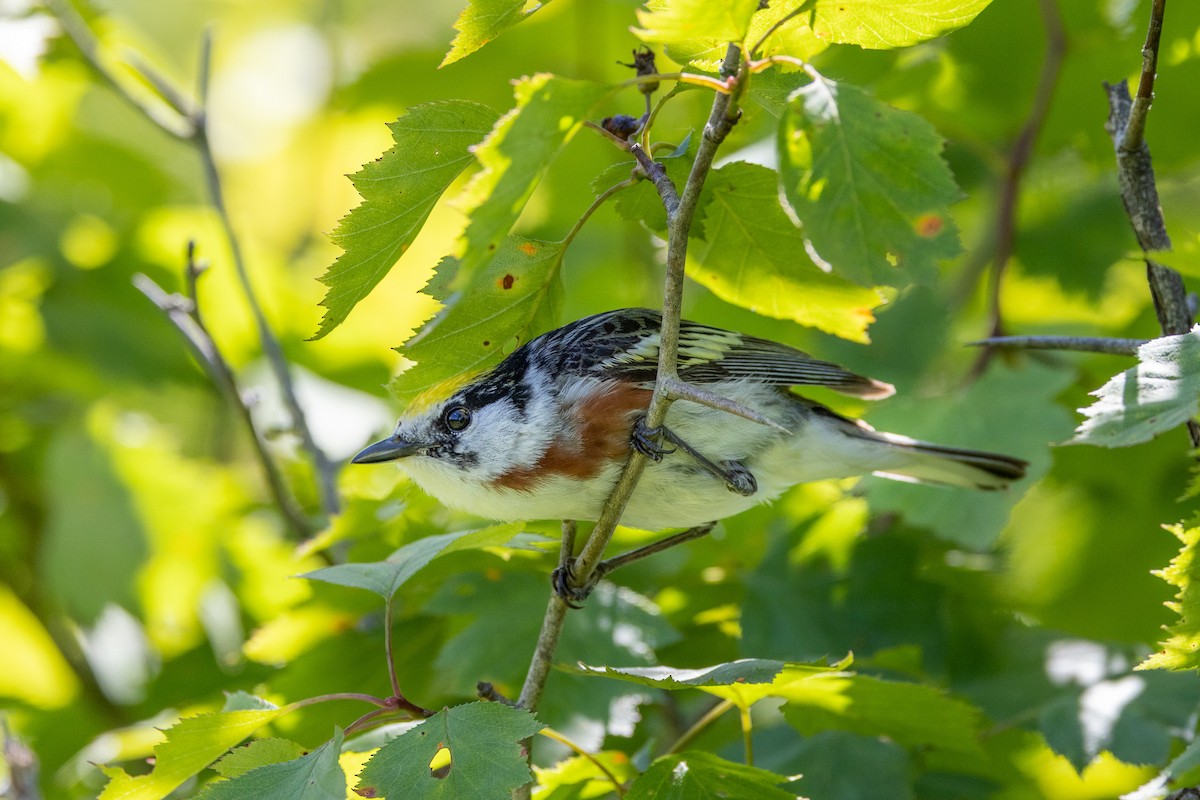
[302,522,527,600]
[1070,328,1200,448]
[625,751,798,800]
[749,1,829,62]
[810,0,993,49]
[196,729,345,800]
[777,673,985,759]
[389,236,564,404]
[442,0,551,67]
[355,703,543,799]
[211,739,307,779]
[574,659,787,689]
[452,74,607,284]
[689,161,885,342]
[779,73,961,286]
[1141,520,1200,671]
[98,706,291,800]
[634,0,761,47]
[314,101,499,339]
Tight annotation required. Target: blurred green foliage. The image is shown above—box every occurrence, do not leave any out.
[2,0,1200,797]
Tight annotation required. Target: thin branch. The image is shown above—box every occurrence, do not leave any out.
[191,34,341,518]
[963,0,1064,375]
[570,43,745,592]
[666,699,735,755]
[747,3,810,57]
[969,335,1146,355]
[383,598,401,699]
[45,0,193,138]
[563,177,640,247]
[1124,0,1165,152]
[662,378,790,434]
[133,274,314,537]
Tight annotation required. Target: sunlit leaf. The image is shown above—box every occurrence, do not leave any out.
[389,236,564,404]
[810,0,993,49]
[452,74,607,284]
[626,752,798,800]
[779,72,961,286]
[0,584,79,709]
[98,704,291,800]
[315,101,499,339]
[634,0,761,48]
[442,0,553,66]
[302,522,527,600]
[355,703,542,799]
[1141,520,1200,671]
[574,659,787,689]
[1071,328,1200,448]
[532,751,636,798]
[197,730,345,799]
[689,161,885,342]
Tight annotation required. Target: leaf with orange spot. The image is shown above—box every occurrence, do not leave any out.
[688,162,885,343]
[779,72,961,286]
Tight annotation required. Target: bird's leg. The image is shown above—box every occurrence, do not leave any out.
[632,416,757,496]
[553,522,717,605]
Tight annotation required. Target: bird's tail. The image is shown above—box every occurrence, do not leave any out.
[868,431,1028,490]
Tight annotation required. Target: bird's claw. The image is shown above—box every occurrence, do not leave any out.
[631,415,675,462]
[551,561,598,608]
[721,460,758,496]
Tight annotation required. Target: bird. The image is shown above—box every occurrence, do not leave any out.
[352,308,1028,532]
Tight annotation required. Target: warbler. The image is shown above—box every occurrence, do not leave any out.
[353,308,1027,530]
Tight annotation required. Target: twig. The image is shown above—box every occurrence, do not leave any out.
[968,336,1146,355]
[1124,0,1165,153]
[964,0,1064,375]
[571,43,745,594]
[666,699,735,755]
[133,274,314,537]
[50,1,341,520]
[45,0,193,138]
[191,34,341,518]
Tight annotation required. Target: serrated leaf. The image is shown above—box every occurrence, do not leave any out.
[634,0,761,47]
[314,101,499,339]
[355,703,543,799]
[574,659,787,689]
[1070,328,1200,448]
[625,751,798,800]
[390,236,564,404]
[452,74,607,283]
[98,707,291,800]
[689,161,884,342]
[787,731,912,800]
[196,729,345,800]
[1141,521,1200,671]
[211,739,307,779]
[779,73,961,286]
[748,0,830,62]
[532,751,636,797]
[777,673,985,759]
[442,0,551,67]
[302,522,526,600]
[810,0,993,49]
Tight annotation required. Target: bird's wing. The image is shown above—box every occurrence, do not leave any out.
[548,309,894,399]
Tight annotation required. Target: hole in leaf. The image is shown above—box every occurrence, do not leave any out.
[429,744,452,779]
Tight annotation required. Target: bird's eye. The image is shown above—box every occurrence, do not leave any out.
[443,405,472,431]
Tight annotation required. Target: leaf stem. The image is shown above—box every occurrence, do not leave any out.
[537,727,627,797]
[562,177,640,248]
[384,598,401,698]
[739,706,754,766]
[666,699,735,755]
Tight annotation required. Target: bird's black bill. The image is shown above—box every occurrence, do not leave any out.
[351,436,422,464]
